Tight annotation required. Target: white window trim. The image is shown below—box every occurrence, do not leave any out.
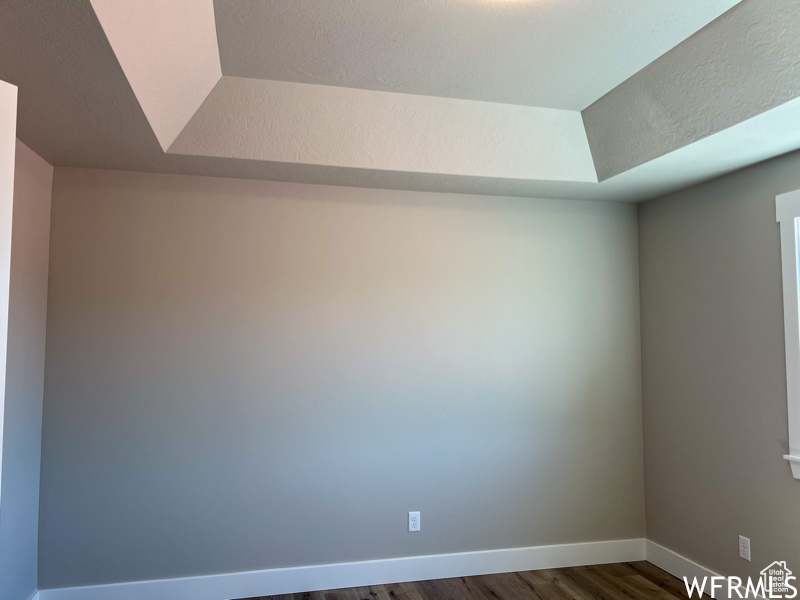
[776,190,800,479]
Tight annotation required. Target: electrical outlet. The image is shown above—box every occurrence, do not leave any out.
[408,511,420,532]
[739,535,751,561]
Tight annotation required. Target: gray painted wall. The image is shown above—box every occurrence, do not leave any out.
[0,141,53,600]
[39,168,644,588]
[639,148,800,580]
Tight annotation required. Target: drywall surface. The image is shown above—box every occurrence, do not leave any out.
[39,169,644,588]
[0,141,53,600]
[169,77,597,183]
[0,1,788,203]
[215,0,738,110]
[639,148,800,581]
[0,80,17,514]
[89,0,221,150]
[584,0,800,180]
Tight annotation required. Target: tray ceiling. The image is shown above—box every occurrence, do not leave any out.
[4,0,800,202]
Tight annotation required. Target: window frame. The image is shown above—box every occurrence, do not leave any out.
[776,190,800,479]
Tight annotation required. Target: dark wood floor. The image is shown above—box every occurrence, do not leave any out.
[239,561,699,600]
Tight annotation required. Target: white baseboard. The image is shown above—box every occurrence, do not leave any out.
[646,540,720,587]
[645,540,764,599]
[38,538,645,600]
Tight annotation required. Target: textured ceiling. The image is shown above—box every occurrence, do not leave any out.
[584,0,800,180]
[5,0,800,203]
[215,0,738,110]
[91,0,222,151]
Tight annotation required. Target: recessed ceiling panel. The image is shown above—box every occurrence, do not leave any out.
[8,0,800,203]
[214,0,740,110]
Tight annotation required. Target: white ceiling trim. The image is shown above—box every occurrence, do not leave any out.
[90,0,222,151]
[169,77,598,183]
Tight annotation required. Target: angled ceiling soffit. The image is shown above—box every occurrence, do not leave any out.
[91,0,800,189]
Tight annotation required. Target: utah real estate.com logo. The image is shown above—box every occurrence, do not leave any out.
[684,561,797,598]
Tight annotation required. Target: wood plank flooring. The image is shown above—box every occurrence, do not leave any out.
[237,561,699,600]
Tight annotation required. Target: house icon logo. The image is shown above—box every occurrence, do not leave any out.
[762,561,795,598]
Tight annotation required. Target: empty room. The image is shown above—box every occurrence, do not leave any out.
[1,1,800,599]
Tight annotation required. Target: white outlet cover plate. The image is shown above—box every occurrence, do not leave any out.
[409,511,420,532]
[739,535,751,561]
